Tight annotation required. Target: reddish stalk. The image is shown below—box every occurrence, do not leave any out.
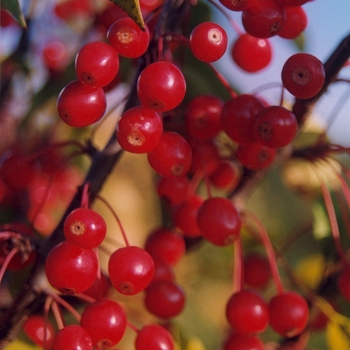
[232,234,243,294]
[96,194,130,247]
[43,296,54,350]
[44,290,81,322]
[127,321,140,333]
[321,182,349,267]
[0,247,19,283]
[336,171,350,208]
[51,300,65,330]
[242,210,284,294]
[93,246,102,300]
[76,293,96,304]
[187,169,204,198]
[80,182,90,208]
[208,63,238,99]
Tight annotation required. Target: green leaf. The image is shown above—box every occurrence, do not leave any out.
[293,32,306,51]
[110,0,145,30]
[1,0,26,28]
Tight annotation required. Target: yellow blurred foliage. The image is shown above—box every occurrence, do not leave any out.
[185,337,207,350]
[4,340,39,350]
[326,321,350,350]
[295,253,326,289]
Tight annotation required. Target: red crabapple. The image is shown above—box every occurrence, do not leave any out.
[63,207,106,249]
[190,22,228,62]
[75,41,119,88]
[80,299,127,349]
[45,241,98,295]
[147,132,192,177]
[137,62,186,112]
[253,105,298,149]
[107,17,150,58]
[108,246,154,295]
[281,53,325,99]
[232,34,272,72]
[226,289,269,334]
[57,80,106,127]
[116,106,163,153]
[269,291,309,337]
[197,197,241,246]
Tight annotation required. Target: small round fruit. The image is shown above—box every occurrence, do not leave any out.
[281,53,325,99]
[75,41,119,87]
[147,132,192,177]
[64,207,107,249]
[236,142,276,170]
[80,299,127,349]
[135,324,174,350]
[116,106,163,153]
[145,280,186,319]
[232,34,272,72]
[108,246,155,295]
[226,289,269,334]
[107,17,150,58]
[23,315,55,349]
[45,241,98,295]
[145,228,186,266]
[190,22,228,62]
[278,6,307,39]
[57,80,106,127]
[269,291,309,337]
[253,106,298,149]
[53,325,93,350]
[137,62,186,112]
[221,94,264,144]
[242,0,285,38]
[197,197,241,246]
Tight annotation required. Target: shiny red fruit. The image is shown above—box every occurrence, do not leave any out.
[57,80,106,127]
[197,197,241,246]
[137,62,186,112]
[108,246,154,295]
[116,106,163,153]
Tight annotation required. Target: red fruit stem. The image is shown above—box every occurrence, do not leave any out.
[76,293,96,304]
[43,296,56,349]
[336,172,350,209]
[208,63,238,99]
[27,140,87,163]
[93,247,102,300]
[44,290,81,322]
[321,183,349,267]
[232,234,243,293]
[0,247,18,283]
[96,194,130,247]
[127,321,140,333]
[187,170,204,198]
[242,210,284,294]
[51,299,64,330]
[279,86,285,107]
[81,182,90,208]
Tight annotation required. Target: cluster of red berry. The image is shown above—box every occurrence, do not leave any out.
[3,0,349,349]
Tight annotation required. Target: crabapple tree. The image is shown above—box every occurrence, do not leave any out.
[0,0,350,349]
